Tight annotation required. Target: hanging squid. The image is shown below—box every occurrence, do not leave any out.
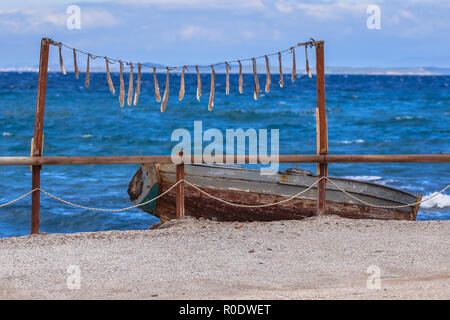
[238,60,243,94]
[252,58,259,100]
[58,44,66,75]
[291,47,296,82]
[73,49,79,79]
[161,68,170,112]
[208,65,215,111]
[105,58,115,95]
[305,45,312,78]
[119,61,125,108]
[134,63,141,105]
[127,63,134,106]
[85,54,90,88]
[153,67,161,103]
[278,52,284,88]
[179,66,187,101]
[225,62,230,95]
[196,65,201,101]
[265,55,271,93]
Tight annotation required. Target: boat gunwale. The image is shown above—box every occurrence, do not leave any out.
[173,164,417,197]
[158,169,417,209]
[156,164,418,200]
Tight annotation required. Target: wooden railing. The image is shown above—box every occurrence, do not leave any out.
[1,154,449,166]
[1,38,449,234]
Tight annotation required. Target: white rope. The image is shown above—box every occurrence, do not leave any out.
[0,189,39,208]
[324,177,450,209]
[38,180,183,212]
[182,178,324,208]
[0,178,449,212]
[0,181,182,212]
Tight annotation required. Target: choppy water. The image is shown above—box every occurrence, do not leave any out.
[0,72,449,237]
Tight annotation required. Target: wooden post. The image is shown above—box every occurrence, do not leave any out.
[31,38,50,234]
[315,41,328,216]
[176,152,185,219]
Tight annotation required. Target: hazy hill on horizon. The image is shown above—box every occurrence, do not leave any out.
[1,64,450,75]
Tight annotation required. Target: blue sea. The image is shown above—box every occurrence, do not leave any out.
[0,71,449,237]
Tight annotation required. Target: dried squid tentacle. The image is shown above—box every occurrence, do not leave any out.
[179,66,187,101]
[196,65,201,101]
[85,54,90,88]
[160,68,170,112]
[127,63,134,106]
[119,61,125,108]
[105,57,115,95]
[238,60,243,94]
[305,45,312,78]
[225,62,230,95]
[208,65,215,111]
[265,55,271,93]
[153,67,161,103]
[134,63,141,105]
[73,49,79,79]
[278,52,284,88]
[291,47,296,82]
[58,44,66,75]
[252,58,259,100]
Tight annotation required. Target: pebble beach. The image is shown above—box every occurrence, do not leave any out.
[0,216,448,299]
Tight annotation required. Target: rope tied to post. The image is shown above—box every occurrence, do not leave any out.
[1,178,449,212]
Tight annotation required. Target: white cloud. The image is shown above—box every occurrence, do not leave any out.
[0,8,118,32]
[79,10,119,28]
[388,9,415,25]
[116,0,266,10]
[274,1,370,20]
[275,2,294,13]
[180,25,221,41]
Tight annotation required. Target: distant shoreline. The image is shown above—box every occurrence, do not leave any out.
[1,71,449,76]
[1,66,449,76]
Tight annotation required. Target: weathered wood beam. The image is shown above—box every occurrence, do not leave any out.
[176,163,185,219]
[315,41,328,216]
[31,38,50,234]
[1,154,449,166]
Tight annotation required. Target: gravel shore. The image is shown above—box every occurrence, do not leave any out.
[0,216,449,299]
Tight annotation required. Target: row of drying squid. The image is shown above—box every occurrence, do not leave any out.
[57,43,313,112]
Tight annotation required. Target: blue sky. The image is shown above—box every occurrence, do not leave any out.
[0,0,449,68]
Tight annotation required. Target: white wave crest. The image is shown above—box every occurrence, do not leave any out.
[394,115,422,120]
[420,192,450,209]
[81,134,93,138]
[2,132,12,136]
[339,139,364,144]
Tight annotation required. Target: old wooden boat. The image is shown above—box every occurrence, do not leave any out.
[128,164,421,222]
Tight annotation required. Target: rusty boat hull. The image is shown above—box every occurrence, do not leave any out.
[128,164,421,222]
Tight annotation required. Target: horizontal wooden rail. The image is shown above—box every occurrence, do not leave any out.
[0,154,449,166]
